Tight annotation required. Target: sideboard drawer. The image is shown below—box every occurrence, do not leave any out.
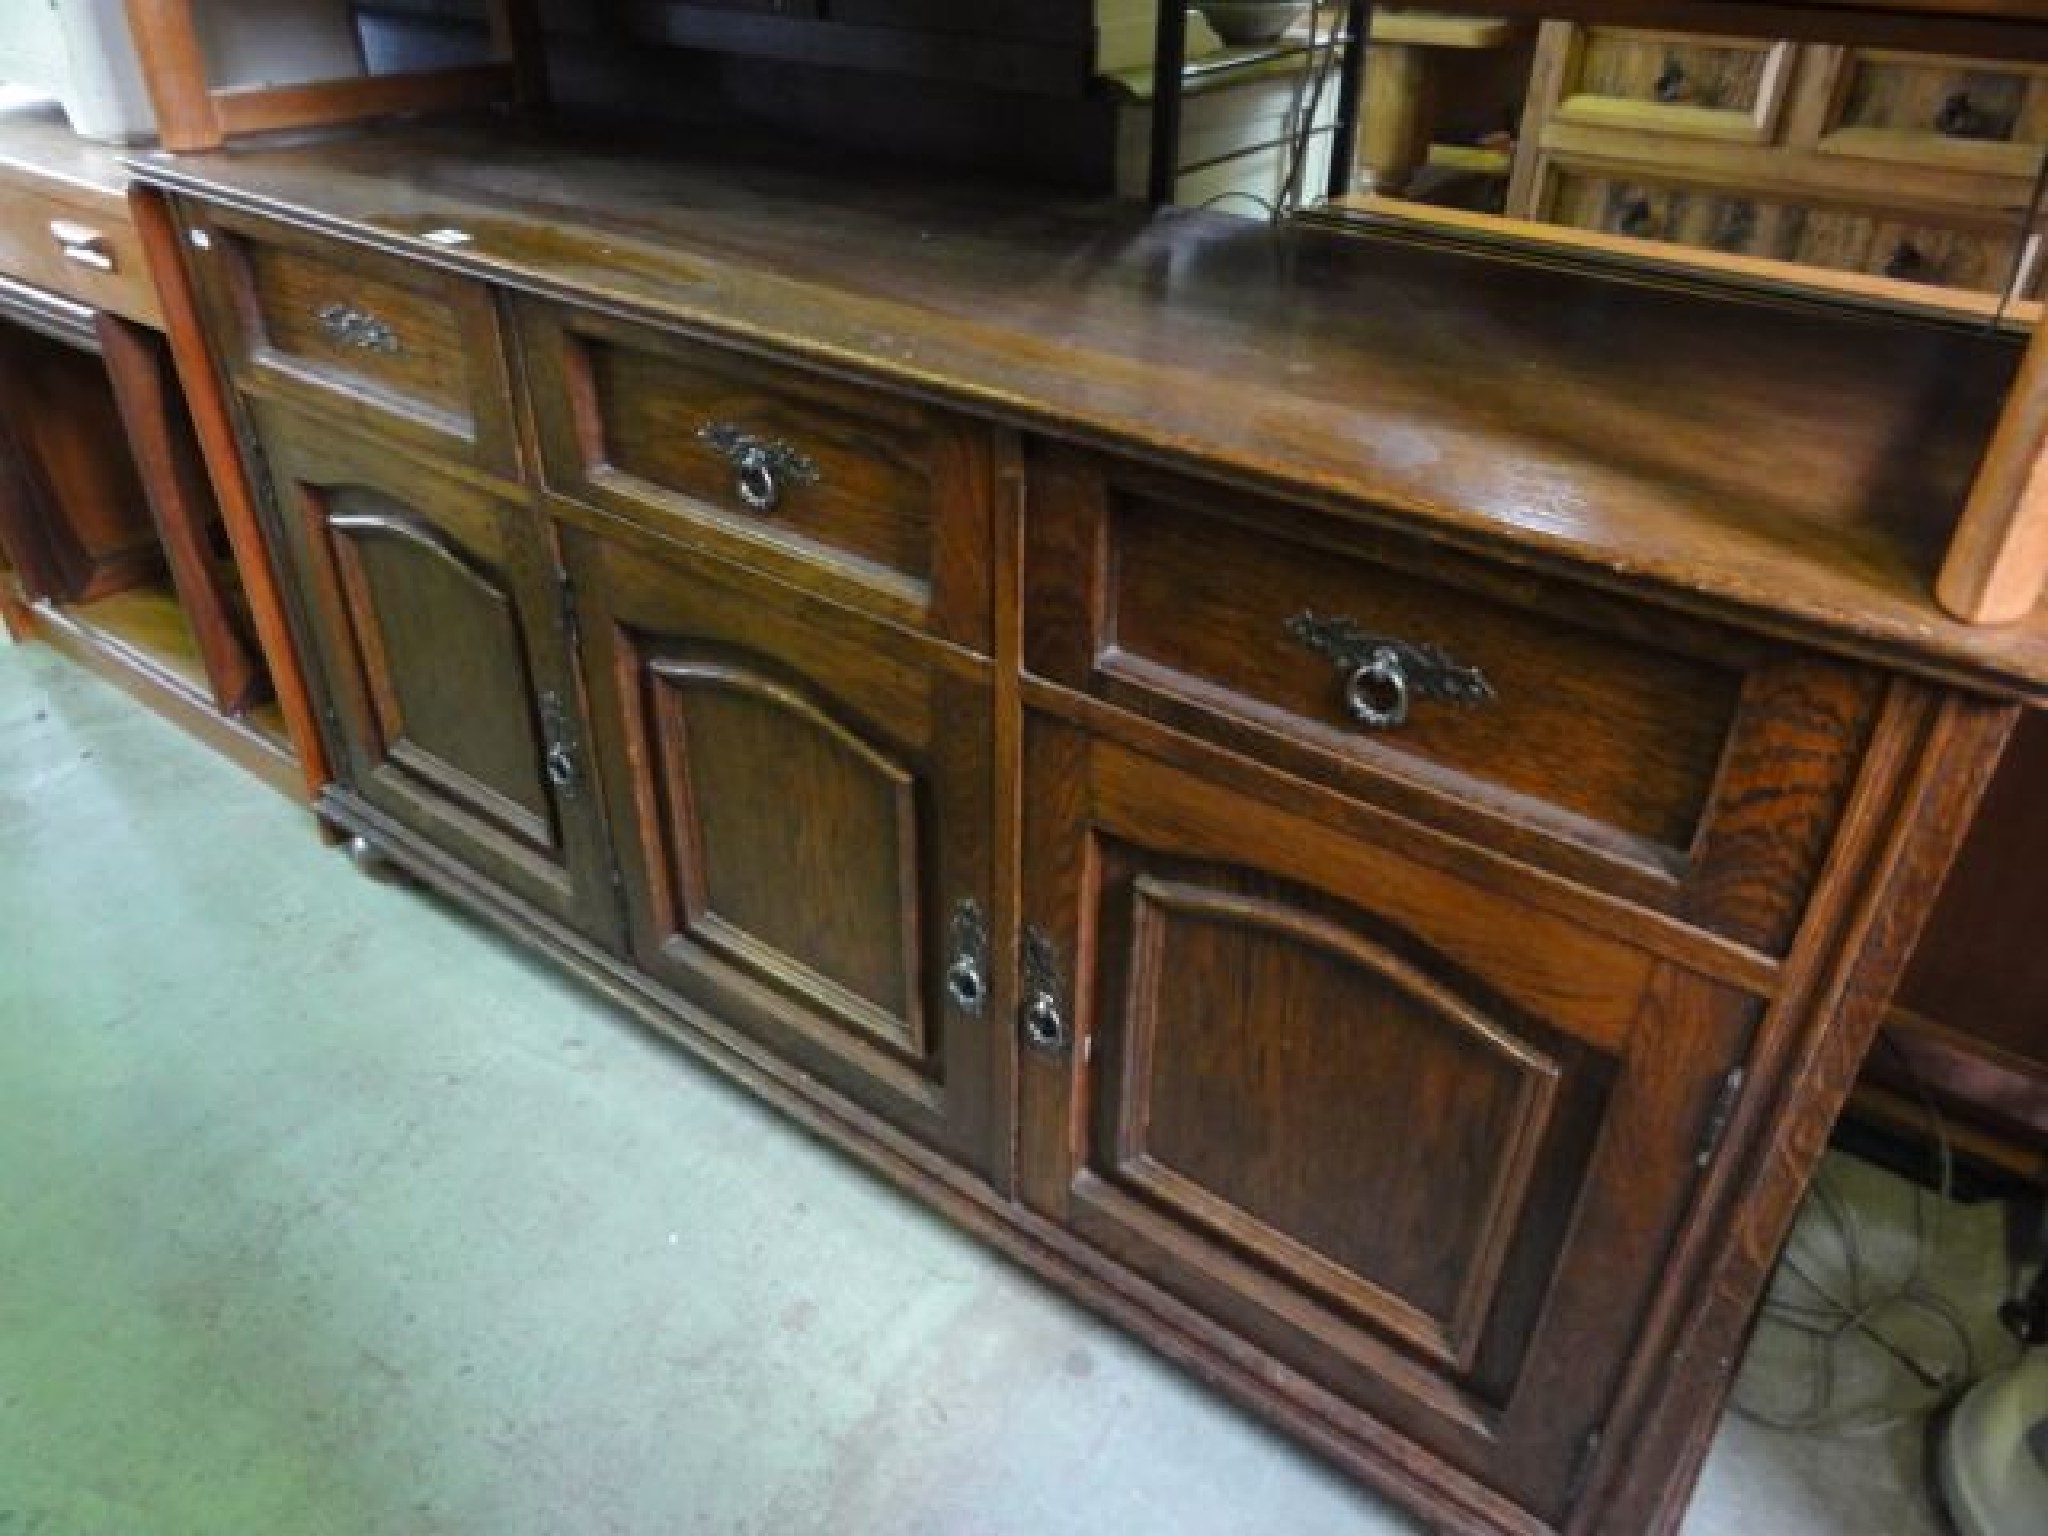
[184,204,519,479]
[1552,25,1794,143]
[0,171,158,328]
[518,300,993,650]
[1026,445,1885,951]
[1815,48,2048,176]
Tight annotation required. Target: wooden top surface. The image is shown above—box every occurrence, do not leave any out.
[129,116,2048,699]
[0,94,135,201]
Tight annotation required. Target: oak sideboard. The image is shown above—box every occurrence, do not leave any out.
[130,115,2048,1535]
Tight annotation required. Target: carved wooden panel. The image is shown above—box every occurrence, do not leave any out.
[1018,717,1761,1522]
[251,402,619,945]
[645,648,927,1059]
[326,496,554,852]
[1104,872,1592,1376]
[566,522,999,1174]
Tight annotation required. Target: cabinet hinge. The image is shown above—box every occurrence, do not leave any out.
[233,418,282,527]
[554,564,581,650]
[1565,1427,1604,1507]
[1695,1066,1748,1169]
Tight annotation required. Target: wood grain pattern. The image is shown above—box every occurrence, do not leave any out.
[130,125,2048,696]
[1582,684,2016,1534]
[150,109,2039,1536]
[130,183,328,801]
[565,516,1001,1177]
[253,401,619,945]
[1026,443,1884,954]
[0,321,162,605]
[95,311,263,716]
[187,205,522,481]
[1020,712,1763,1525]
[519,297,994,651]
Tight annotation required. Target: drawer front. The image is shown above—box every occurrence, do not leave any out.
[518,300,993,650]
[184,204,519,479]
[0,173,158,328]
[1554,25,1794,142]
[1817,48,2048,175]
[1790,209,2034,297]
[1549,167,2036,297]
[1547,168,1784,257]
[1025,445,1884,952]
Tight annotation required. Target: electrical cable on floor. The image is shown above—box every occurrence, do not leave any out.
[1731,1039,1984,1436]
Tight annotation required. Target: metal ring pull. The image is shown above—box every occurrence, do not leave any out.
[946,957,987,1014]
[1019,926,1071,1058]
[735,448,780,512]
[1344,648,1412,731]
[1286,611,1494,734]
[946,899,990,1017]
[697,423,820,514]
[1021,992,1068,1054]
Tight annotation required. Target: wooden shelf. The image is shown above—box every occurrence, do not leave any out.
[26,579,296,795]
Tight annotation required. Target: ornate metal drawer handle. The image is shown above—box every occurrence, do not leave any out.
[1286,611,1495,732]
[1617,196,1658,240]
[1934,90,1995,140]
[1019,926,1070,1057]
[316,302,401,354]
[697,423,820,514]
[945,899,990,1016]
[539,690,582,798]
[1884,240,1931,282]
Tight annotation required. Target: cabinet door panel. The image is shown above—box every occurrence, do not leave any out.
[1018,718,1758,1523]
[254,404,618,944]
[647,646,928,1058]
[568,524,999,1176]
[329,503,554,844]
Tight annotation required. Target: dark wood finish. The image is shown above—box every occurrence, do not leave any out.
[565,518,1001,1176]
[95,310,263,716]
[130,125,2048,701]
[122,0,546,154]
[131,183,327,801]
[0,102,160,329]
[143,116,2038,1536]
[1025,443,1886,952]
[0,320,162,604]
[1017,714,1759,1525]
[18,582,297,797]
[1867,706,2048,1156]
[184,206,522,481]
[1590,685,2016,1534]
[252,402,618,946]
[518,299,994,649]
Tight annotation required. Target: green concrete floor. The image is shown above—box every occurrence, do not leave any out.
[0,639,2018,1535]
